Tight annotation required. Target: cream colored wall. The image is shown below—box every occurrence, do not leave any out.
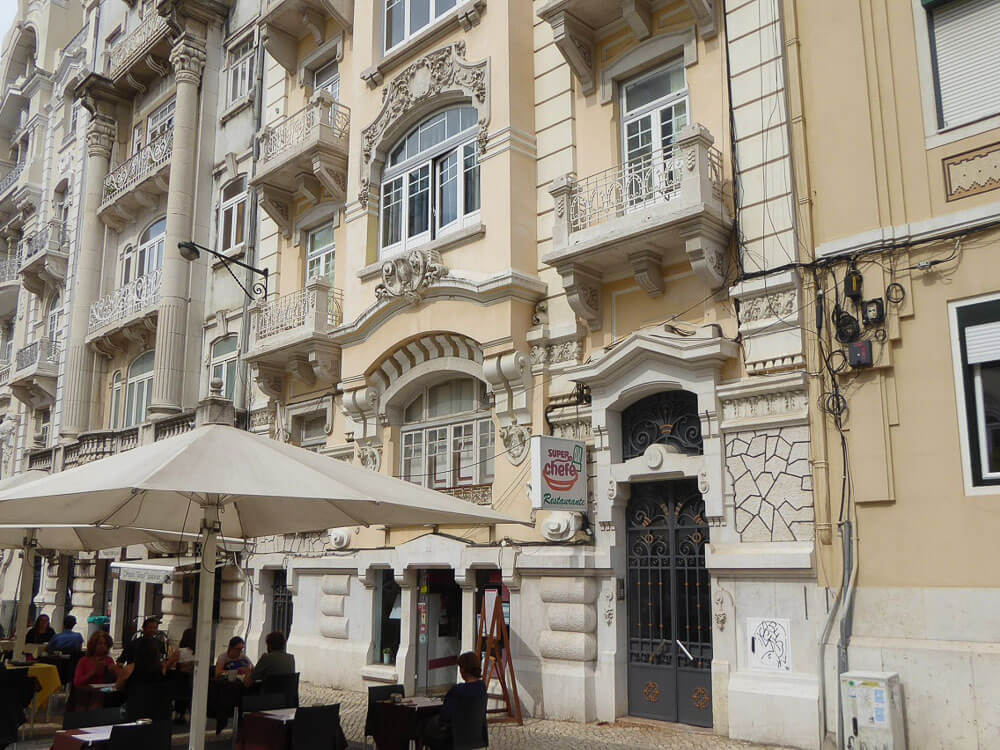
[795,2,1000,589]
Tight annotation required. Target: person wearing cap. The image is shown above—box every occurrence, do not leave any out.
[118,617,168,665]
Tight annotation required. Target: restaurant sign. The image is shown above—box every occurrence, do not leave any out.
[530,435,587,511]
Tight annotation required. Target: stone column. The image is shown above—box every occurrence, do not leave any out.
[149,33,206,415]
[60,98,116,438]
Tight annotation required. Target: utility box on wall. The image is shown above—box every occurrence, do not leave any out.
[840,671,906,749]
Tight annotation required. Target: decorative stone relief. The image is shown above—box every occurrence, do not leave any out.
[603,589,615,626]
[498,423,530,465]
[943,141,1000,201]
[721,389,808,423]
[558,264,602,331]
[484,351,534,465]
[540,511,582,542]
[531,300,548,326]
[328,528,352,550]
[726,426,814,542]
[529,340,582,367]
[740,290,797,323]
[375,249,448,304]
[85,113,116,160]
[538,576,599,662]
[169,34,207,85]
[356,444,381,472]
[360,42,489,196]
[713,590,727,631]
[540,11,595,96]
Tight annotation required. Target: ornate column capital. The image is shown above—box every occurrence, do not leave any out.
[86,113,116,160]
[169,34,207,85]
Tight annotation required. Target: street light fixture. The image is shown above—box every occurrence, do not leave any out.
[178,241,269,301]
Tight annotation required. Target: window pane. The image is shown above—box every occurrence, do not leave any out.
[407,166,430,239]
[213,336,238,358]
[463,143,480,213]
[659,101,687,152]
[980,363,1000,475]
[404,394,424,423]
[223,178,245,202]
[437,151,458,228]
[125,386,135,427]
[479,420,494,483]
[385,0,405,48]
[402,431,424,485]
[234,200,245,246]
[451,422,475,486]
[410,0,430,34]
[427,381,452,418]
[418,113,447,153]
[436,0,457,15]
[309,223,335,254]
[624,64,685,113]
[224,361,236,401]
[625,116,653,163]
[427,427,449,488]
[381,178,403,248]
[222,206,234,251]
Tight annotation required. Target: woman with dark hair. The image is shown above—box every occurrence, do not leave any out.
[25,614,53,644]
[214,636,253,679]
[73,631,120,687]
[174,628,196,673]
[422,651,488,750]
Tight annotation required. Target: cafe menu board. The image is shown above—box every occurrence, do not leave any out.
[529,435,587,511]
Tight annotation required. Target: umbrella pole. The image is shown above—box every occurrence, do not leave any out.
[188,506,219,750]
[13,529,37,659]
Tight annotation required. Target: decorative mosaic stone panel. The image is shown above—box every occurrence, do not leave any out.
[726,426,814,542]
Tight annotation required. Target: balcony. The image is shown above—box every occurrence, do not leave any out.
[105,13,172,93]
[0,163,23,204]
[440,484,493,506]
[86,270,162,355]
[252,94,349,237]
[99,129,173,229]
[0,254,19,318]
[10,337,59,408]
[261,0,352,75]
[246,279,343,398]
[545,124,731,330]
[20,220,68,297]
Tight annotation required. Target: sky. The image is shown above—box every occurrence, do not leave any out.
[0,0,15,49]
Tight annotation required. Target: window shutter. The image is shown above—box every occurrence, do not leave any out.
[930,0,1000,128]
[965,321,1000,364]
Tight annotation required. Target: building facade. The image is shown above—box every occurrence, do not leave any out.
[6,0,997,748]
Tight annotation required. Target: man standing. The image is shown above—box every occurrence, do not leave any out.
[118,617,168,664]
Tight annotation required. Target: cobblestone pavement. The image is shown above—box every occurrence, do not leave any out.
[14,682,790,749]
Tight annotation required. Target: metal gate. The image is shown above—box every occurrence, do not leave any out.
[626,479,712,726]
[271,569,293,636]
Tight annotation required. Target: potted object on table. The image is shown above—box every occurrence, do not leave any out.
[382,648,392,665]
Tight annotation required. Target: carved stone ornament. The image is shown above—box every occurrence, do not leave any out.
[739,290,797,324]
[357,444,381,472]
[498,423,530,465]
[360,42,489,196]
[169,34,207,85]
[721,389,808,422]
[328,528,352,550]
[541,511,582,542]
[86,113,116,160]
[375,249,448,304]
[713,590,727,631]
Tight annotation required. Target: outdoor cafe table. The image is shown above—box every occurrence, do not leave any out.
[5,661,61,710]
[50,724,117,749]
[70,682,123,712]
[370,696,444,750]
[238,707,297,750]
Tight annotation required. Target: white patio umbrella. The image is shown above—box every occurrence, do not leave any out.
[0,423,523,750]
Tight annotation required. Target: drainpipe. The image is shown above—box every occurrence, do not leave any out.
[835,520,858,749]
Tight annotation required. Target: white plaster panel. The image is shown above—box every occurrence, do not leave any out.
[319,619,349,640]
[321,574,350,597]
[320,594,345,618]
[538,630,597,662]
[545,602,597,633]
[728,672,819,750]
[972,653,1000,749]
[539,576,598,605]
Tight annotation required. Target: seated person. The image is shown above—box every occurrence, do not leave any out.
[118,617,168,664]
[214,636,253,680]
[25,613,54,644]
[422,651,488,750]
[47,615,85,654]
[73,631,120,687]
[247,630,295,685]
[172,628,197,674]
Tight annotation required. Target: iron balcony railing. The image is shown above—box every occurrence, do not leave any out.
[15,337,60,372]
[440,483,493,506]
[0,363,10,386]
[88,269,162,334]
[0,163,24,196]
[568,146,723,233]
[107,14,171,80]
[101,129,173,208]
[258,97,350,165]
[255,285,344,341]
[0,255,19,283]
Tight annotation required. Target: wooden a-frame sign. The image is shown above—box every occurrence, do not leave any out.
[475,589,523,725]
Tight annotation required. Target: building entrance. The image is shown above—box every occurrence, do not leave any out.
[414,569,462,695]
[626,479,712,726]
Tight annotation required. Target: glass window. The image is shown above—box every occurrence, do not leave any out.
[110,371,123,429]
[306,223,336,284]
[211,335,239,401]
[124,351,154,427]
[400,378,493,491]
[384,0,461,52]
[954,298,1000,487]
[219,177,247,253]
[380,107,480,256]
[373,570,400,665]
[147,99,175,142]
[296,413,327,451]
[314,60,340,101]
[227,36,255,105]
[124,218,166,285]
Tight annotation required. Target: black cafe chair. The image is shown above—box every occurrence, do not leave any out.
[262,672,300,708]
[108,719,172,750]
[292,704,343,750]
[364,684,404,748]
[450,689,489,750]
[241,692,286,714]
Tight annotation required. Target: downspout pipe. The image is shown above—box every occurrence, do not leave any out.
[835,520,858,750]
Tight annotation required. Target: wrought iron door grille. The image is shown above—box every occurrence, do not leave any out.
[271,569,293,636]
[621,391,702,460]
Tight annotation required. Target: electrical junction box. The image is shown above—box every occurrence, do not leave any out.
[848,341,873,368]
[840,671,906,750]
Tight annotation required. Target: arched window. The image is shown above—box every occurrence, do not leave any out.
[110,371,123,429]
[123,218,165,285]
[400,377,493,490]
[219,176,247,253]
[124,351,154,427]
[211,335,239,401]
[380,106,480,256]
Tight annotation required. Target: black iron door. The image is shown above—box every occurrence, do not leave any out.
[626,479,712,726]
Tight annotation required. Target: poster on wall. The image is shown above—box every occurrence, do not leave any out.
[746,617,792,672]
[529,435,587,511]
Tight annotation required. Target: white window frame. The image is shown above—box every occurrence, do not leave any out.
[383,0,460,55]
[211,335,239,402]
[146,99,175,143]
[219,176,247,254]
[306,223,336,284]
[110,371,123,429]
[314,60,340,101]
[949,292,1000,495]
[379,107,481,258]
[124,351,154,428]
[226,35,255,105]
[399,378,494,490]
[911,0,1000,148]
[295,412,328,452]
[123,218,165,286]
